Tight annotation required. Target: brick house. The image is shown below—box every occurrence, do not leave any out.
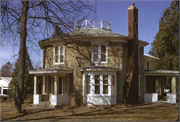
[29,3,178,107]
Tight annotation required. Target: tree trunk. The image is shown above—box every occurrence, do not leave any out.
[14,1,29,113]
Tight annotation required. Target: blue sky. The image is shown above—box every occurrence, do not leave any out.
[0,1,172,68]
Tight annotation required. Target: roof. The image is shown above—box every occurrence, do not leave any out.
[38,28,149,49]
[0,77,12,83]
[29,66,73,74]
[40,28,131,42]
[80,65,120,72]
[143,70,179,76]
[144,54,159,60]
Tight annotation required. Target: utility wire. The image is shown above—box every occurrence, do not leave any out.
[145,0,169,41]
[105,1,126,34]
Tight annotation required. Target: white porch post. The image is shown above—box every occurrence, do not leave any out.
[171,77,176,94]
[1,85,3,95]
[54,75,58,95]
[34,75,38,94]
[42,75,46,94]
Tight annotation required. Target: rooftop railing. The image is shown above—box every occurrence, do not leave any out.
[74,20,111,31]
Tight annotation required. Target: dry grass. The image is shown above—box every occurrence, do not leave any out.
[0,101,179,121]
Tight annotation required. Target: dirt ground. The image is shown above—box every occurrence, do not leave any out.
[0,101,179,121]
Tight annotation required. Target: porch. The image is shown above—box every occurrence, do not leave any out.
[143,70,179,104]
[29,67,73,106]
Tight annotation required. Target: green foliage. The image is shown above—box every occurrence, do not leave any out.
[149,1,179,70]
[52,25,63,37]
[0,62,13,77]
[7,49,34,101]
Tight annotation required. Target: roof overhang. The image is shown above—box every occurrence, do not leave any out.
[144,54,159,60]
[143,70,179,76]
[138,40,149,47]
[29,67,73,75]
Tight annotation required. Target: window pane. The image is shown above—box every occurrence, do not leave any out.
[87,85,90,94]
[111,75,115,94]
[86,75,90,84]
[101,54,106,61]
[147,61,149,70]
[55,47,58,63]
[103,85,108,94]
[103,75,108,84]
[60,46,63,55]
[95,75,100,84]
[60,55,63,63]
[93,54,98,62]
[93,45,98,53]
[95,85,100,94]
[101,45,106,53]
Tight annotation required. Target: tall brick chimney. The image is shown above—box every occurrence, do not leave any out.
[124,2,139,104]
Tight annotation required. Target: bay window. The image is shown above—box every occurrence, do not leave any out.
[53,46,65,64]
[83,72,116,96]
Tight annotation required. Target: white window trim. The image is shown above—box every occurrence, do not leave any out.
[83,72,116,97]
[91,44,108,64]
[53,46,65,65]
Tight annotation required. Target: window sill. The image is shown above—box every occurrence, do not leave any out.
[91,62,108,65]
[54,63,64,65]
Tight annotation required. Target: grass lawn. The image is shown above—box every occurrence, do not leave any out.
[0,101,179,121]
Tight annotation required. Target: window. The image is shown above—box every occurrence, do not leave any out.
[147,61,150,70]
[54,46,65,64]
[92,44,107,63]
[86,75,90,94]
[95,75,100,94]
[103,75,108,94]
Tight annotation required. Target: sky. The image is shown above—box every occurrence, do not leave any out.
[0,0,172,68]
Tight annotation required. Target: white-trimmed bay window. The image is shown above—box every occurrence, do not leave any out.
[92,44,108,64]
[53,46,65,64]
[83,72,116,105]
[83,72,116,96]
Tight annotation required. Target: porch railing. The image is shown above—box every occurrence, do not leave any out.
[74,20,111,31]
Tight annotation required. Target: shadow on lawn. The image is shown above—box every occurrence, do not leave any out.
[1,109,125,121]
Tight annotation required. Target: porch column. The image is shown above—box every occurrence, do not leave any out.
[1,85,3,95]
[54,75,58,95]
[42,75,46,94]
[34,76,38,94]
[171,77,176,94]
[161,77,164,95]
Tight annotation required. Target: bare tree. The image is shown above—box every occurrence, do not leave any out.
[1,1,93,113]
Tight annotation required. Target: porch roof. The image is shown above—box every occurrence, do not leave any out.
[143,70,179,76]
[29,66,73,74]
[80,65,120,72]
